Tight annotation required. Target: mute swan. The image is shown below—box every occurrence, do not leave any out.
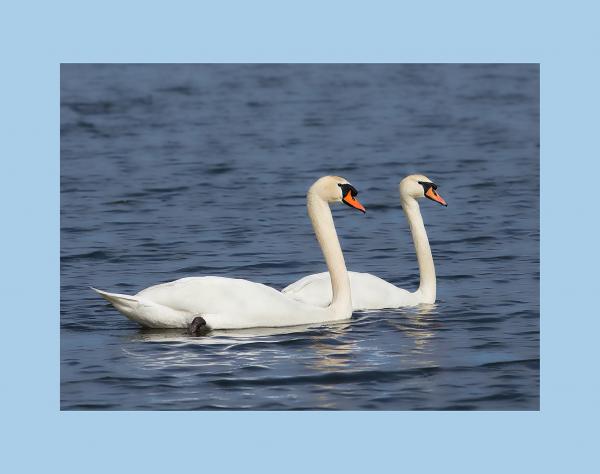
[92,176,366,332]
[282,174,446,310]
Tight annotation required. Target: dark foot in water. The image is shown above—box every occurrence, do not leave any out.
[188,316,209,336]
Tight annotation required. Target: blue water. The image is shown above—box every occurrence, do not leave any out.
[60,64,539,410]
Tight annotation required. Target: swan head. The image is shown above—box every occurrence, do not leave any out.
[400,174,447,206]
[309,176,366,213]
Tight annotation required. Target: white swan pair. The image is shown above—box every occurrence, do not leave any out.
[283,174,447,309]
[93,174,446,332]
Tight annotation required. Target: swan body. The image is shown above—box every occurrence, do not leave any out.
[282,174,447,310]
[93,277,346,329]
[282,271,418,310]
[93,176,365,330]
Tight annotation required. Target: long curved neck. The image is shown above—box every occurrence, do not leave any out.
[306,191,352,317]
[401,197,436,303]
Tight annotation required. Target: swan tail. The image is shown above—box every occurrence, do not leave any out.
[90,287,191,329]
[91,287,140,316]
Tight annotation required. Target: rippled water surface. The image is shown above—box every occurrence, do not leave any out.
[61,64,539,410]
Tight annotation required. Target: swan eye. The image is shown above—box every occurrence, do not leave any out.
[418,181,437,191]
[338,183,358,197]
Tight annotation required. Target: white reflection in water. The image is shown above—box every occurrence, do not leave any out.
[122,319,354,371]
[121,305,442,373]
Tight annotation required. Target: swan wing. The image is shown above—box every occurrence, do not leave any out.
[281,272,332,307]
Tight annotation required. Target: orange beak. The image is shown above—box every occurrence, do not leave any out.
[425,186,447,206]
[342,191,366,213]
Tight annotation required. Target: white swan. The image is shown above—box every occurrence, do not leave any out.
[282,174,446,310]
[92,176,366,331]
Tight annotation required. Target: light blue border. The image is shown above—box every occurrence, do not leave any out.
[2,1,597,472]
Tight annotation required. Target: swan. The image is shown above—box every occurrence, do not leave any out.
[92,175,366,332]
[282,174,447,310]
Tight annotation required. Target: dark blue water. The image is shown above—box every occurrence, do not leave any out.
[60,64,539,410]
